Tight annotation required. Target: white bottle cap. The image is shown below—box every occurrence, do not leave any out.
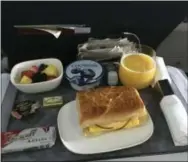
[107,71,118,86]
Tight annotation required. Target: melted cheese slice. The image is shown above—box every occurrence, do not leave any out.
[83,116,147,136]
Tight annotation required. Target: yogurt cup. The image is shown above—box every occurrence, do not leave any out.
[65,60,104,91]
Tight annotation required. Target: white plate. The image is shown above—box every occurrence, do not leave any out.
[57,101,154,154]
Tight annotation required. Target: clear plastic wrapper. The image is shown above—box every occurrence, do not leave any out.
[78,32,140,61]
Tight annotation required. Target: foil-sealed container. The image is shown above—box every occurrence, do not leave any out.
[1,126,56,154]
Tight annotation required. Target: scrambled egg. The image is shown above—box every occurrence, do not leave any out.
[84,117,142,136]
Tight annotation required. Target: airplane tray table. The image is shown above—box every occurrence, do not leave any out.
[2,80,188,162]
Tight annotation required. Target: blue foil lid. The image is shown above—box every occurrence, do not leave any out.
[65,60,103,86]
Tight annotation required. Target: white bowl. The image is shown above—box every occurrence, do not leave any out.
[10,58,63,93]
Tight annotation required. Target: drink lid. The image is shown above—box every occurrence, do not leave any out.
[65,60,104,86]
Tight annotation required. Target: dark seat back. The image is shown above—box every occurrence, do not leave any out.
[1,1,187,69]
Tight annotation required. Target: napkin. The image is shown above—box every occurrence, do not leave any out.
[167,66,188,105]
[160,95,188,146]
[153,57,188,146]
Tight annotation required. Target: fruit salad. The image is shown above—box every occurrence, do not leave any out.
[19,64,59,84]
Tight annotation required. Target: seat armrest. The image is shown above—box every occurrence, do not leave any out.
[1,73,10,103]
[1,73,17,132]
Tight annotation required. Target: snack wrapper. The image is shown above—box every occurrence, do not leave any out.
[1,126,56,154]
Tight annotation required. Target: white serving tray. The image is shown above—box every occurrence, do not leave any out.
[57,101,154,154]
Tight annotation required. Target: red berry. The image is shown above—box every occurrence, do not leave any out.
[21,70,34,78]
[30,66,38,73]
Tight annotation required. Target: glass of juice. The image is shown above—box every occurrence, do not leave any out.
[119,45,156,89]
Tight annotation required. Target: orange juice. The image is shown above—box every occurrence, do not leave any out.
[119,53,156,89]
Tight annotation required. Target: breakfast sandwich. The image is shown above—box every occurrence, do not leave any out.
[76,86,149,136]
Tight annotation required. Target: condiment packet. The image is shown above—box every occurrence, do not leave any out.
[11,100,41,120]
[43,96,63,107]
